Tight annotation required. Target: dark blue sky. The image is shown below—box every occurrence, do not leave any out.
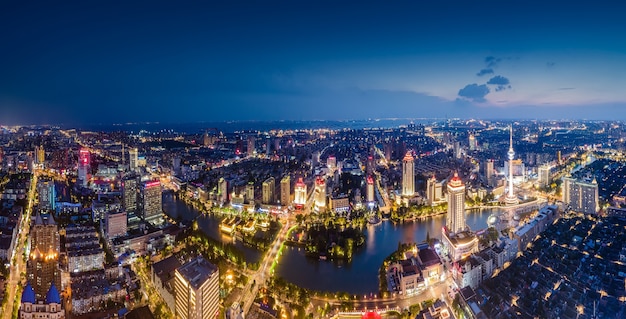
[2,1,626,125]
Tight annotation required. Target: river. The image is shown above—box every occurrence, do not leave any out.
[163,192,493,294]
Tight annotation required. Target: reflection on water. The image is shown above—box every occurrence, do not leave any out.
[161,192,262,263]
[276,210,492,294]
[162,189,494,294]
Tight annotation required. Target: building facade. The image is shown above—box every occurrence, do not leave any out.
[402,151,414,197]
[174,256,219,319]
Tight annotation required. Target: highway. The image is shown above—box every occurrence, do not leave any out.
[2,171,37,319]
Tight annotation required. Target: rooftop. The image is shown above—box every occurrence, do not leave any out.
[176,256,218,289]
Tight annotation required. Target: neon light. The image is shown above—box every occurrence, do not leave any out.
[145,181,160,187]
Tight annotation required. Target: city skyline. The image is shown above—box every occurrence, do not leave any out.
[1,1,626,125]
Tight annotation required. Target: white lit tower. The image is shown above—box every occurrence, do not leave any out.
[446,172,466,234]
[505,125,519,205]
[402,151,414,197]
[129,148,138,172]
[78,148,90,187]
[294,178,307,209]
[366,175,375,206]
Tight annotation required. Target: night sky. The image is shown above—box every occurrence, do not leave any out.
[1,1,626,125]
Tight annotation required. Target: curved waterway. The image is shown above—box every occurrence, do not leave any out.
[163,191,494,294]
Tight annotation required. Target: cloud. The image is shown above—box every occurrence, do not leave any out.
[557,87,575,90]
[476,68,494,76]
[546,62,556,68]
[458,84,490,102]
[485,56,502,68]
[487,75,511,91]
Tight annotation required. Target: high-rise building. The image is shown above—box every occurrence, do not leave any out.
[35,145,45,167]
[366,155,375,176]
[247,136,256,157]
[122,175,139,215]
[468,133,477,151]
[245,182,254,204]
[37,180,56,211]
[174,256,219,319]
[141,180,162,222]
[294,178,307,209]
[426,175,436,206]
[538,165,551,187]
[77,148,90,187]
[402,151,414,197]
[481,159,494,186]
[366,175,375,204]
[563,176,599,214]
[327,156,336,171]
[218,178,228,204]
[262,177,275,204]
[28,212,60,300]
[504,125,519,205]
[446,173,466,234]
[265,136,271,156]
[280,175,290,206]
[453,141,462,159]
[129,148,138,172]
[314,176,326,211]
[105,211,127,239]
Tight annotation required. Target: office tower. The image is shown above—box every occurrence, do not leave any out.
[37,180,56,211]
[105,211,127,239]
[141,180,162,222]
[366,155,374,176]
[218,178,228,204]
[314,176,326,211]
[28,212,61,300]
[427,175,436,206]
[122,175,139,215]
[247,136,256,156]
[468,133,477,151]
[311,151,320,168]
[453,141,462,159]
[280,175,290,206]
[504,125,519,205]
[265,136,271,156]
[366,175,375,204]
[77,148,90,187]
[262,177,275,204]
[35,145,45,167]
[245,182,254,204]
[446,173,466,234]
[294,178,307,208]
[129,148,138,172]
[538,165,551,187]
[402,151,414,197]
[174,256,219,319]
[563,176,599,214]
[481,159,494,186]
[203,131,211,147]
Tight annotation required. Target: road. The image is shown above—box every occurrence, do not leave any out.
[241,219,293,315]
[2,171,37,319]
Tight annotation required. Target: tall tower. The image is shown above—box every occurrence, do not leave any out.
[505,125,519,205]
[129,148,138,172]
[294,178,307,209]
[280,175,290,206]
[427,175,436,206]
[28,212,61,300]
[446,172,466,234]
[366,175,375,205]
[174,256,219,319]
[262,177,275,204]
[402,151,414,197]
[77,148,90,187]
[314,176,326,211]
[247,136,256,157]
[141,180,162,223]
[122,175,139,215]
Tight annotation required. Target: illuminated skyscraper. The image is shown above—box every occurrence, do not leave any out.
[37,180,56,211]
[77,148,90,187]
[563,176,599,214]
[327,156,336,171]
[218,178,228,204]
[245,181,254,204]
[402,151,414,197]
[504,125,519,205]
[426,175,436,206]
[294,178,307,209]
[247,136,256,156]
[446,173,466,234]
[129,147,138,172]
[468,133,478,151]
[262,177,275,204]
[141,180,162,222]
[280,175,290,206]
[314,176,326,211]
[174,256,219,319]
[366,175,375,204]
[28,212,60,300]
[122,174,139,215]
[35,145,45,168]
[538,164,551,187]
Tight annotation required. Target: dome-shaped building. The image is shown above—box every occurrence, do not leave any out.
[19,282,64,319]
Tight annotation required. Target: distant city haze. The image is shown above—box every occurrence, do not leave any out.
[1,1,626,125]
